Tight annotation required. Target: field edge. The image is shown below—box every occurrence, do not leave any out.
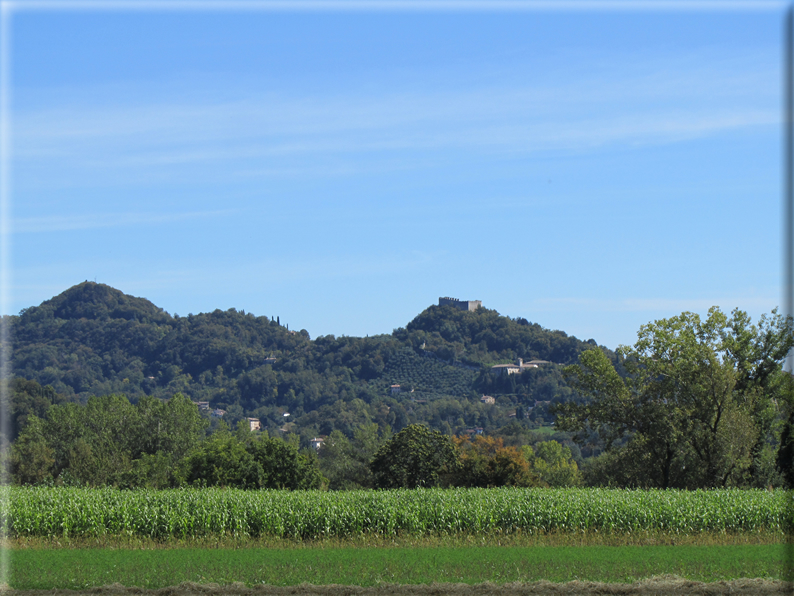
[0,577,791,596]
[5,529,788,550]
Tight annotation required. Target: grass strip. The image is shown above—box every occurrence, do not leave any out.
[9,544,787,590]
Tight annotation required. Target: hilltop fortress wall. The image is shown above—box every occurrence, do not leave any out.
[438,297,482,311]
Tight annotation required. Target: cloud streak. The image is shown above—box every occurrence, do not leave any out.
[12,52,777,187]
[13,209,237,233]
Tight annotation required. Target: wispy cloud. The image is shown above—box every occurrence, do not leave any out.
[16,90,776,157]
[12,50,778,187]
[13,209,237,233]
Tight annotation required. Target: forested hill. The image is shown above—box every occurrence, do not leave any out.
[6,282,601,440]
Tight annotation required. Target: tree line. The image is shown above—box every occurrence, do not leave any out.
[8,386,580,490]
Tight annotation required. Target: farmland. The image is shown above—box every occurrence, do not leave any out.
[9,487,787,539]
[11,544,788,590]
[371,347,478,398]
[7,487,789,593]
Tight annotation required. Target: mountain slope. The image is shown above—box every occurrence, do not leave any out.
[6,283,601,438]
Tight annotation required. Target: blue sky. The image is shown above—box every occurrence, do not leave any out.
[4,2,786,349]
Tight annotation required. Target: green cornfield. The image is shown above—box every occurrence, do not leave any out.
[7,487,789,539]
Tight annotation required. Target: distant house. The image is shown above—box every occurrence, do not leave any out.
[390,384,401,395]
[211,409,226,418]
[491,358,551,377]
[480,395,495,405]
[491,362,520,376]
[195,401,210,411]
[264,355,277,365]
[465,427,484,436]
[310,437,325,450]
[247,417,261,431]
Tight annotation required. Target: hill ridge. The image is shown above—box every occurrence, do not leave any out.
[6,282,598,439]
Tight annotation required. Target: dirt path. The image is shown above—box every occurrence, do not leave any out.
[2,578,790,596]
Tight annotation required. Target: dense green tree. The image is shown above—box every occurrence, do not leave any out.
[318,423,388,489]
[181,426,262,488]
[556,307,793,489]
[120,451,175,489]
[370,424,458,489]
[10,392,207,487]
[246,432,324,490]
[316,431,356,489]
[9,415,55,484]
[134,393,208,461]
[52,394,138,486]
[523,441,582,487]
[6,377,70,443]
[777,406,794,487]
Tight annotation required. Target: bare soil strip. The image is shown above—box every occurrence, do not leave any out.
[1,578,790,596]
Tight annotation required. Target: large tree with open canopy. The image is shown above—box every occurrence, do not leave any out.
[554,307,794,489]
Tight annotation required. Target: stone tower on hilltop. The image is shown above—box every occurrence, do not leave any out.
[438,297,482,311]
